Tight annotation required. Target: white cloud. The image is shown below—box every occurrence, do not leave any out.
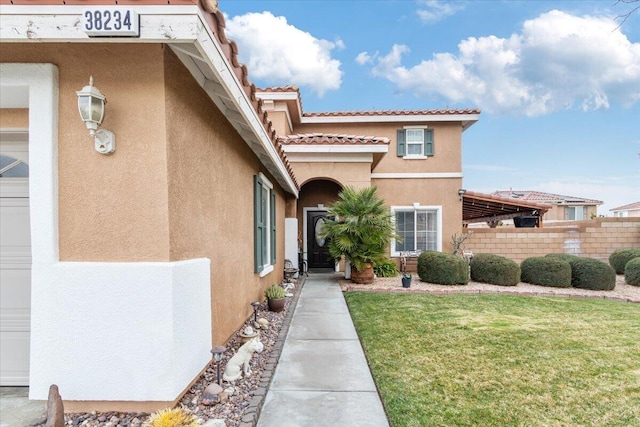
[355,52,373,65]
[225,11,343,97]
[417,0,465,24]
[363,10,640,116]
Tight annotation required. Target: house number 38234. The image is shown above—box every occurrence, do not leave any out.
[83,8,140,37]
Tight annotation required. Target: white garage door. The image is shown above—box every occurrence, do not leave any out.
[0,131,31,386]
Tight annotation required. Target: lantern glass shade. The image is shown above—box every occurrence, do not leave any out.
[76,77,106,133]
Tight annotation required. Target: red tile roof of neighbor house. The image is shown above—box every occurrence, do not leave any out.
[492,190,603,205]
[278,134,390,146]
[610,202,640,212]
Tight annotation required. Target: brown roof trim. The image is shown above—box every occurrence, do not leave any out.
[492,190,603,205]
[278,133,390,146]
[303,108,481,118]
[465,191,552,211]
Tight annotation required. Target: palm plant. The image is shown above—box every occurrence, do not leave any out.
[319,186,398,283]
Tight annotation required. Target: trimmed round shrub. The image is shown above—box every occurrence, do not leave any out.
[545,253,581,265]
[417,250,469,285]
[520,257,572,288]
[470,253,520,286]
[624,257,640,286]
[609,248,640,274]
[571,257,616,290]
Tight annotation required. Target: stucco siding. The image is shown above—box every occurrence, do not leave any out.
[163,48,284,344]
[1,43,171,262]
[294,121,462,174]
[374,177,463,254]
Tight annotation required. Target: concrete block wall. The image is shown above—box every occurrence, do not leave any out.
[464,218,640,264]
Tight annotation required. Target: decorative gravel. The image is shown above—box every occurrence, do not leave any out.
[341,275,640,303]
[60,279,302,427]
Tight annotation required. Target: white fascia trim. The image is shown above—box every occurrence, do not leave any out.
[283,145,388,153]
[301,114,479,124]
[372,172,463,179]
[0,6,298,197]
[190,11,298,196]
[255,91,300,101]
[286,152,373,163]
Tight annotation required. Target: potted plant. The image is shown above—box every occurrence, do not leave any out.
[319,186,398,284]
[264,284,286,312]
[402,273,412,288]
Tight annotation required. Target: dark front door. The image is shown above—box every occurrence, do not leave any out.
[307,211,334,270]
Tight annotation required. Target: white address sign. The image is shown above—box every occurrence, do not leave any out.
[82,8,140,37]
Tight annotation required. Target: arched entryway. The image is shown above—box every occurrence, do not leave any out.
[298,179,342,272]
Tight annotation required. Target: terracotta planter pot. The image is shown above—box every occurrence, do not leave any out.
[267,297,286,312]
[350,263,375,284]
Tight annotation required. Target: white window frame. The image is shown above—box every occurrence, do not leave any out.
[404,128,426,159]
[390,204,442,256]
[565,205,586,221]
[257,172,274,277]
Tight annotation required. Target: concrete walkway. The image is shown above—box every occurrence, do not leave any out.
[257,273,389,427]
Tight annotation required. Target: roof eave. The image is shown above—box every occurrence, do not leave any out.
[0,4,299,196]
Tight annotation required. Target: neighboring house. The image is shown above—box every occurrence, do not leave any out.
[610,202,640,217]
[492,190,603,223]
[0,1,478,411]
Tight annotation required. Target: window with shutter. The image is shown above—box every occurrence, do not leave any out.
[397,127,434,158]
[254,173,276,275]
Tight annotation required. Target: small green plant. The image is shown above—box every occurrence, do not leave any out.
[417,251,469,285]
[264,284,286,300]
[374,259,399,277]
[625,257,640,286]
[609,248,640,274]
[571,258,616,290]
[470,253,520,286]
[143,407,199,427]
[520,257,572,288]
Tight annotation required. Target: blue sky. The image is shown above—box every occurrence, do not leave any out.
[219,0,640,215]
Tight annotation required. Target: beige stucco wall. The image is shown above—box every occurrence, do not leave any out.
[162,48,284,344]
[293,161,372,190]
[0,108,28,127]
[374,177,462,255]
[294,121,463,174]
[1,44,286,345]
[1,43,172,261]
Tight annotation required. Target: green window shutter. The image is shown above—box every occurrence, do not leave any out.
[254,175,264,273]
[424,129,434,156]
[270,191,276,265]
[397,130,406,157]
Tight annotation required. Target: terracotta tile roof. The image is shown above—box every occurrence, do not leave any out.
[278,133,390,146]
[492,190,603,205]
[303,108,481,118]
[3,0,300,189]
[610,201,640,212]
[257,86,300,93]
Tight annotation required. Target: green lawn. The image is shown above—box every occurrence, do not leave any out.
[344,293,640,427]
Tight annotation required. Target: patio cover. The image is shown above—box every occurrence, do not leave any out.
[462,191,552,227]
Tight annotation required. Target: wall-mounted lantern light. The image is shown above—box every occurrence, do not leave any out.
[458,188,467,201]
[76,76,115,154]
